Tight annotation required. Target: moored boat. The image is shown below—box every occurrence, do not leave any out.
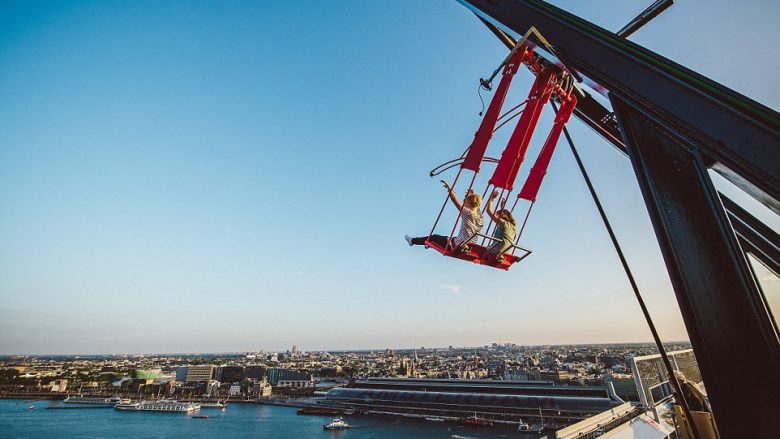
[461,414,492,427]
[64,396,128,405]
[323,417,351,430]
[115,400,200,413]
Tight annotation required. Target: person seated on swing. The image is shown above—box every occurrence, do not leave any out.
[484,190,517,263]
[405,180,484,252]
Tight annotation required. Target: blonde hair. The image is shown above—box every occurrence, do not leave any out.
[465,193,482,209]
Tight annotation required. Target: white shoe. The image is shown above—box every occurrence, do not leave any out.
[405,235,413,246]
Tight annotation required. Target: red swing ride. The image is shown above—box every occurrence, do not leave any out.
[417,35,578,271]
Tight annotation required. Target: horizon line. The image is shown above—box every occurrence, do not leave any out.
[1,340,692,357]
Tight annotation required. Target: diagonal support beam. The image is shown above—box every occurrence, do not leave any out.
[612,92,780,438]
[463,0,780,214]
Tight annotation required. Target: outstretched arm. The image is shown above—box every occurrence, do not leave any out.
[486,190,501,222]
[441,180,463,211]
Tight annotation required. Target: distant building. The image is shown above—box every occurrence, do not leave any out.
[320,366,342,378]
[277,379,313,389]
[221,366,244,383]
[50,379,68,392]
[253,379,273,397]
[229,384,242,397]
[245,365,266,379]
[266,368,312,386]
[175,367,187,382]
[540,370,570,382]
[185,365,214,382]
[205,380,220,396]
[324,378,622,423]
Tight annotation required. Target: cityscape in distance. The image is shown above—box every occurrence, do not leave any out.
[1,341,692,402]
[2,0,777,437]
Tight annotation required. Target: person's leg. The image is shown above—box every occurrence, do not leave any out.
[406,234,448,247]
[409,236,427,245]
[426,235,449,248]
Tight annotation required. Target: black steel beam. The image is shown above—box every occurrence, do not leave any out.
[473,10,780,276]
[617,0,674,39]
[611,92,780,438]
[463,0,780,214]
[721,195,780,278]
[475,14,625,151]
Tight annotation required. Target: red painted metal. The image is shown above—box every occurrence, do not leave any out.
[518,93,577,201]
[424,238,519,271]
[488,69,555,190]
[461,47,531,172]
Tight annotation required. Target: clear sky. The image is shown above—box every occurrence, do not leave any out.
[1,0,778,355]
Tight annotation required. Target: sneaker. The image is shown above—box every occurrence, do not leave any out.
[405,235,413,246]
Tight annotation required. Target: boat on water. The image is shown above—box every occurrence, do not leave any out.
[192,414,209,419]
[323,417,351,430]
[461,414,492,427]
[115,400,200,413]
[518,419,531,431]
[63,396,128,405]
[198,401,226,409]
[517,419,543,432]
[425,416,445,422]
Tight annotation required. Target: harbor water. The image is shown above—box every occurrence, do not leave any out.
[0,399,545,438]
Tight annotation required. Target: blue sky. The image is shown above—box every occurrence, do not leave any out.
[1,0,778,354]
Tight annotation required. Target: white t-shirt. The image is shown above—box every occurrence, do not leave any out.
[455,208,484,247]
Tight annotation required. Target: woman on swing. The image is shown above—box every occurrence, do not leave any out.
[405,180,483,252]
[484,190,517,263]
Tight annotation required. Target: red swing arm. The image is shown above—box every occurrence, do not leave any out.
[518,91,578,202]
[489,69,556,191]
[461,47,532,172]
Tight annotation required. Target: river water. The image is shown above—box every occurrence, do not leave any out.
[0,399,545,439]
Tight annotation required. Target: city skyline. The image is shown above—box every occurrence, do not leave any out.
[1,340,695,357]
[2,0,779,355]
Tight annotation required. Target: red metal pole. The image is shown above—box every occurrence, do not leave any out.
[488,69,555,191]
[461,47,531,172]
[518,93,578,202]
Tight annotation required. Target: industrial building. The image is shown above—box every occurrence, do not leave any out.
[323,378,623,427]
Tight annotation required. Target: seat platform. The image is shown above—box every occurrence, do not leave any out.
[424,238,529,271]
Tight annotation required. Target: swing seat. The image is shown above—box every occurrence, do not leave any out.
[424,235,531,271]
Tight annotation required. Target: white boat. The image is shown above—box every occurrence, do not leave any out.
[323,417,351,430]
[115,400,200,413]
[425,416,445,422]
[199,401,226,409]
[64,396,128,405]
[517,419,544,433]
